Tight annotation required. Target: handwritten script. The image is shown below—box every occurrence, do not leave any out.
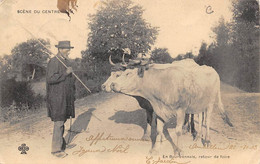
[206,6,214,14]
[85,132,149,146]
[146,156,190,164]
[72,144,130,157]
[189,143,258,150]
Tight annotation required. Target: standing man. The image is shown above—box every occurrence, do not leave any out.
[46,41,76,158]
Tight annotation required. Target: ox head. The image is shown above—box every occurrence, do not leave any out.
[102,50,152,93]
[102,70,124,92]
[110,68,141,95]
[101,54,127,92]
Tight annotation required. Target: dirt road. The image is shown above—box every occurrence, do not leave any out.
[0,84,259,164]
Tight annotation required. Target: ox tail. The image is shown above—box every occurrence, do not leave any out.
[216,87,233,127]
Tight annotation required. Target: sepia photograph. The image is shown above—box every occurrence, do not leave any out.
[0,0,259,163]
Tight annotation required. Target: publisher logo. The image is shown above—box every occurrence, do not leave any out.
[18,143,29,154]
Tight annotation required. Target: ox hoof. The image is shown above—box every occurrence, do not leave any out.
[202,139,211,147]
[182,127,188,135]
[149,149,159,156]
[160,135,166,142]
[182,124,190,134]
[194,136,200,142]
[141,134,150,141]
[192,131,197,141]
[174,147,183,157]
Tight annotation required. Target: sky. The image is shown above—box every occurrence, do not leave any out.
[0,0,233,59]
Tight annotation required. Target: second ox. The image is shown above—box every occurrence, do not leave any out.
[108,60,233,155]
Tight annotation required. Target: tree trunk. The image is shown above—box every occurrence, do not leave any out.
[31,68,36,80]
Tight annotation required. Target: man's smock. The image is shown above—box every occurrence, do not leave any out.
[46,54,76,121]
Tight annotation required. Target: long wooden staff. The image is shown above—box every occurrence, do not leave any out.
[54,55,91,93]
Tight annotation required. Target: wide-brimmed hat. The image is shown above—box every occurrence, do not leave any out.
[55,41,74,49]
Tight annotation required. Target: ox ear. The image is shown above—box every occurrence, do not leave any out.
[138,67,145,78]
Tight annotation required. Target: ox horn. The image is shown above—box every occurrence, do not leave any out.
[109,55,116,66]
[120,53,128,67]
[122,53,126,65]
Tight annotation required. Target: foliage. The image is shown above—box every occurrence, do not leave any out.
[230,0,259,92]
[0,55,13,77]
[10,39,50,80]
[174,52,195,61]
[212,17,231,47]
[232,0,259,26]
[195,0,259,92]
[0,96,44,123]
[150,48,173,63]
[85,0,159,62]
[80,0,159,96]
[0,39,48,122]
[0,78,43,108]
[0,103,26,122]
[0,76,45,122]
[70,58,111,98]
[196,42,210,65]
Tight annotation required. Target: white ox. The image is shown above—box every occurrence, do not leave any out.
[102,59,199,140]
[109,60,233,155]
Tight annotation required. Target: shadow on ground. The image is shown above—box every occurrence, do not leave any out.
[65,108,96,144]
[109,109,147,131]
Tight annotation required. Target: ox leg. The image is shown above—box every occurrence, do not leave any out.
[203,106,212,147]
[175,109,185,152]
[142,123,151,141]
[150,115,164,155]
[150,112,158,154]
[182,114,190,134]
[142,110,153,141]
[134,96,153,141]
[188,114,191,132]
[190,114,197,140]
[163,124,182,156]
[157,118,164,144]
[195,112,204,142]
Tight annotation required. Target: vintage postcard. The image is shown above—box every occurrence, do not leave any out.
[0,0,259,163]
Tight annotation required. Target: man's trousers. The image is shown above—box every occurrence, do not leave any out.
[52,120,66,153]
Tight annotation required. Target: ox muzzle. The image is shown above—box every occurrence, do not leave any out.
[110,82,118,92]
[101,84,106,91]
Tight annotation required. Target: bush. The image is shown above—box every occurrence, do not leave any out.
[151,48,173,64]
[0,78,45,109]
[0,78,45,122]
[0,102,27,122]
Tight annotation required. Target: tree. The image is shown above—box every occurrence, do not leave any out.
[174,52,195,61]
[195,42,210,65]
[10,39,50,80]
[230,0,259,92]
[183,52,195,59]
[150,48,173,64]
[193,0,259,92]
[85,0,159,62]
[174,54,184,61]
[211,17,233,73]
[212,17,231,47]
[0,55,12,78]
